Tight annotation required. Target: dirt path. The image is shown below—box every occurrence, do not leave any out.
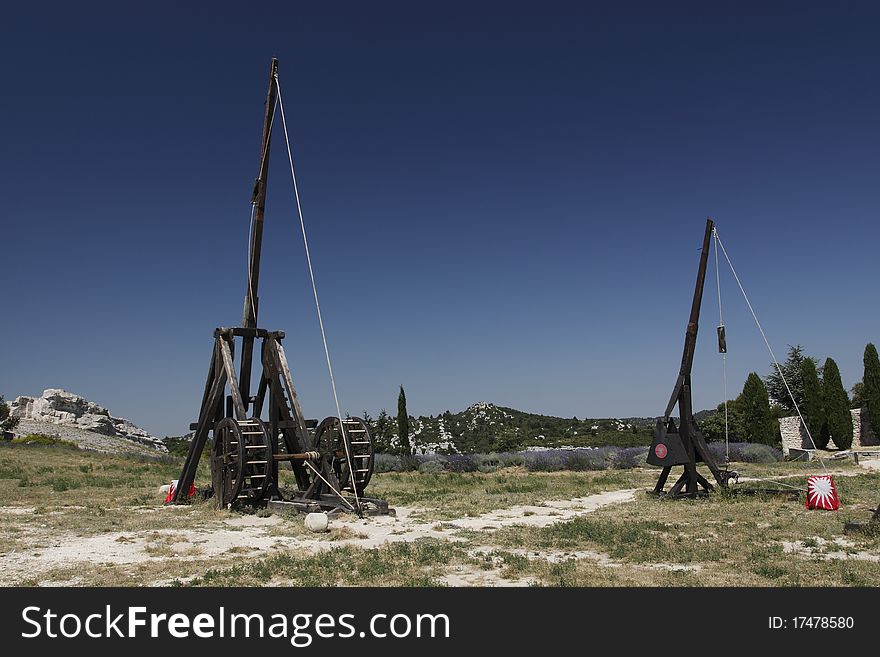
[783,537,880,563]
[0,488,639,585]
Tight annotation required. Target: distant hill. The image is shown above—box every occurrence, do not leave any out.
[367,402,657,454]
[160,402,659,456]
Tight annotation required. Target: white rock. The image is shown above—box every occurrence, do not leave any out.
[10,388,166,451]
[304,512,330,533]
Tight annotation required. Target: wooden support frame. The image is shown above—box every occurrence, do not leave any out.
[172,328,386,514]
[647,218,729,498]
[170,59,388,515]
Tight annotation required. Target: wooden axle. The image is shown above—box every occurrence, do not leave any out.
[223,451,321,463]
[274,451,321,462]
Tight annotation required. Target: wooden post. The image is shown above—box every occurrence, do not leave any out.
[239,58,279,412]
[651,218,727,496]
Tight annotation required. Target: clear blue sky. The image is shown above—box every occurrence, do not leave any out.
[2,1,878,436]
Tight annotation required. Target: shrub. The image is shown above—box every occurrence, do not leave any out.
[523,451,565,472]
[369,442,779,475]
[705,441,782,464]
[10,434,78,449]
[372,453,400,473]
[524,448,609,472]
[473,452,525,472]
[418,460,446,474]
[442,454,478,473]
[612,447,650,469]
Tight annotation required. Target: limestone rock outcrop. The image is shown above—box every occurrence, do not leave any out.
[10,389,166,451]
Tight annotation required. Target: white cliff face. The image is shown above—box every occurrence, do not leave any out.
[10,389,166,451]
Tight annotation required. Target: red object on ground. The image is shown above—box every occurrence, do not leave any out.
[164,479,196,504]
[806,475,840,510]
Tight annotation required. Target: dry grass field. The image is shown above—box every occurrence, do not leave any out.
[1,443,878,587]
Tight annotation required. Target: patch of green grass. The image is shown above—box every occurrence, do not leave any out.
[0,459,25,479]
[190,540,466,587]
[369,468,657,520]
[3,445,879,588]
[10,434,79,449]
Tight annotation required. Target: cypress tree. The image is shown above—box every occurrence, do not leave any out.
[738,372,776,445]
[863,343,880,438]
[800,358,827,448]
[822,357,853,450]
[397,385,411,456]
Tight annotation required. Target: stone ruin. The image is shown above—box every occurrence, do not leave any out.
[779,407,878,455]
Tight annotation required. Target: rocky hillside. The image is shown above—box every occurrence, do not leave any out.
[370,402,655,454]
[9,389,166,454]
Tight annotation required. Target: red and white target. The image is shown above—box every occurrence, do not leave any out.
[806,475,840,511]
[164,479,196,504]
[654,443,668,459]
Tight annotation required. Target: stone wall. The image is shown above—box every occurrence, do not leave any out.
[851,406,878,447]
[779,407,877,454]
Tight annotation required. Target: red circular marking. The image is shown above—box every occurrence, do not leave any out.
[655,444,668,459]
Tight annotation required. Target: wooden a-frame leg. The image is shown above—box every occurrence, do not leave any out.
[669,470,689,497]
[695,473,713,492]
[654,466,672,494]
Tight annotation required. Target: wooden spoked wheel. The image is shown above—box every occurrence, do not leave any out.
[211,417,272,507]
[235,418,272,504]
[211,418,244,506]
[312,416,375,494]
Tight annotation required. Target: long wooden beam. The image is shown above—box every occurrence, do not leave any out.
[239,58,280,411]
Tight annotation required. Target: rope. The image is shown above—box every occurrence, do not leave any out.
[303,461,356,512]
[713,228,730,464]
[713,229,828,474]
[274,73,363,517]
[738,476,807,492]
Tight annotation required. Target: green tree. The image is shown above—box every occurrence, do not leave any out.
[765,345,819,413]
[851,381,864,409]
[861,342,880,436]
[0,396,19,438]
[863,343,880,438]
[799,357,827,448]
[699,400,746,443]
[822,357,853,450]
[370,409,394,453]
[738,373,776,445]
[397,386,411,456]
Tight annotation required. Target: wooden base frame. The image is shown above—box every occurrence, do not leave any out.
[646,218,729,498]
[171,327,389,516]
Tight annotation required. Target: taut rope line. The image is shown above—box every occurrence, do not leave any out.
[713,229,827,474]
[273,72,363,516]
[712,227,730,464]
